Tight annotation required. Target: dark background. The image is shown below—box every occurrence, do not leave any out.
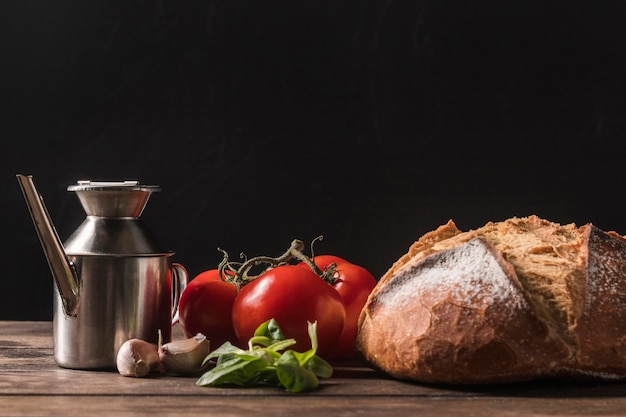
[2,1,626,320]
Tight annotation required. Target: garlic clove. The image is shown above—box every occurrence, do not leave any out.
[159,333,210,375]
[116,338,163,377]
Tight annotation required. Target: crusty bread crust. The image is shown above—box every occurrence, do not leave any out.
[574,225,626,374]
[356,216,626,384]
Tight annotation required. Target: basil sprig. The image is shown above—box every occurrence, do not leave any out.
[196,318,333,392]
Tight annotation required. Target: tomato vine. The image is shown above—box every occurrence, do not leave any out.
[216,237,339,290]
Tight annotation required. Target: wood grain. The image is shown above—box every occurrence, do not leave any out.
[2,321,626,416]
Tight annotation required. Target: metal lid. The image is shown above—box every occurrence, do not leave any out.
[67,180,161,193]
[67,180,161,218]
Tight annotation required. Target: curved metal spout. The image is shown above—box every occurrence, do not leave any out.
[17,174,79,316]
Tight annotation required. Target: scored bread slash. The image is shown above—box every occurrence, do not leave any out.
[356,215,626,385]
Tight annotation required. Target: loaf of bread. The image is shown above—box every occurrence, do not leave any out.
[356,215,626,384]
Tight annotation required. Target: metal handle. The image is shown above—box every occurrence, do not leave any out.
[171,262,188,325]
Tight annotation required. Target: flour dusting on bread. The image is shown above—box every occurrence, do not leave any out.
[356,215,626,384]
[375,238,526,312]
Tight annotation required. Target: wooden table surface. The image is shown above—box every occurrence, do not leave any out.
[2,321,626,417]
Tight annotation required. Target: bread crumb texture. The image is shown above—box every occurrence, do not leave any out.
[356,215,626,384]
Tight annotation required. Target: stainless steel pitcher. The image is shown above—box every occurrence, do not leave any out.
[17,174,188,370]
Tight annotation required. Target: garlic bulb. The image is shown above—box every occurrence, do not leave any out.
[159,333,210,375]
[116,339,163,377]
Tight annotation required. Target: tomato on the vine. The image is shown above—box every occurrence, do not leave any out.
[177,269,239,349]
[231,264,346,359]
[177,239,376,362]
[302,255,377,360]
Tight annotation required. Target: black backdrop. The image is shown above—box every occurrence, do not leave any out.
[3,1,626,320]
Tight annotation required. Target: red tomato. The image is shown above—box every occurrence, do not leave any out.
[178,269,239,349]
[231,264,346,359]
[303,255,377,360]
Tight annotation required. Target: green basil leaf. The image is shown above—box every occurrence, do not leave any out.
[285,321,320,366]
[196,356,270,387]
[235,349,275,363]
[265,338,297,353]
[202,341,241,366]
[266,318,285,340]
[254,318,285,341]
[195,318,333,393]
[253,319,271,338]
[305,355,333,378]
[276,351,319,393]
[249,319,286,348]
